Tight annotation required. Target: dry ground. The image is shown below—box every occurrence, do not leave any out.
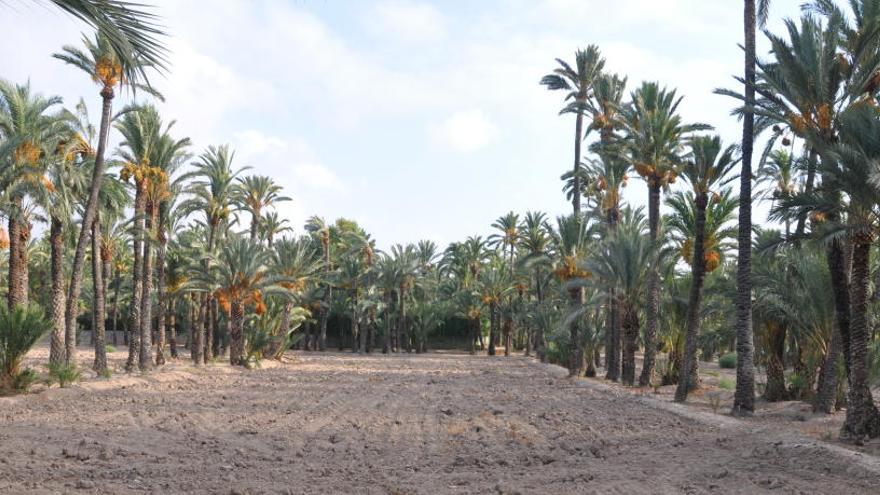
[1,346,879,494]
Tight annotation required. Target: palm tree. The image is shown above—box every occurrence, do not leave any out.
[479,260,512,356]
[673,136,737,402]
[518,211,552,360]
[237,175,289,241]
[0,81,69,310]
[260,211,291,248]
[271,237,321,357]
[115,104,163,371]
[305,216,333,351]
[621,81,709,386]
[551,213,592,375]
[54,32,162,366]
[541,46,606,214]
[44,0,168,78]
[179,144,246,364]
[195,235,286,366]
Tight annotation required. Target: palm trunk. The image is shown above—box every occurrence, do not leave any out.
[169,301,179,359]
[91,217,107,374]
[155,225,168,366]
[568,287,584,375]
[488,301,497,356]
[125,184,146,372]
[841,233,880,441]
[639,185,661,386]
[49,217,66,365]
[8,197,29,309]
[318,242,331,351]
[65,87,114,364]
[230,301,245,366]
[732,0,757,415]
[814,320,841,414]
[763,322,788,401]
[621,303,640,386]
[675,192,710,402]
[110,265,121,346]
[383,292,392,354]
[399,287,410,353]
[827,236,853,379]
[192,294,205,365]
[572,111,583,214]
[138,203,155,371]
[503,315,512,357]
[606,207,621,381]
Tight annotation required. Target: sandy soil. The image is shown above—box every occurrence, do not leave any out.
[1,346,879,494]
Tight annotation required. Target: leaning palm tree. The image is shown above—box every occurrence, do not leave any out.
[237,175,290,241]
[673,136,738,402]
[620,81,709,386]
[541,46,606,214]
[54,32,162,364]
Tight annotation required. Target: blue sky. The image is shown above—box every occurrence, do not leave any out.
[1,0,806,248]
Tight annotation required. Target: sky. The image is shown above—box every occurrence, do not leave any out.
[1,0,808,249]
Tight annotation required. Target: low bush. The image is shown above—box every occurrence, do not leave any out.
[47,363,81,388]
[718,352,737,369]
[0,304,51,391]
[718,377,735,391]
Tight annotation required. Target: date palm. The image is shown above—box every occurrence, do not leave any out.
[620,81,709,386]
[305,216,334,351]
[271,237,321,356]
[260,211,291,248]
[54,32,162,363]
[551,213,593,375]
[673,136,738,402]
[541,46,606,214]
[0,81,69,310]
[237,175,289,241]
[518,211,552,359]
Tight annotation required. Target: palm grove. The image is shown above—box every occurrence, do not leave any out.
[0,0,879,445]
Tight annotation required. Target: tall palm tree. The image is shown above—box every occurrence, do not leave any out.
[518,211,552,360]
[621,81,709,386]
[260,211,291,248]
[237,175,289,241]
[541,46,605,214]
[54,32,161,365]
[305,216,333,351]
[0,81,69,310]
[115,104,162,371]
[552,213,592,375]
[179,144,246,364]
[673,136,738,402]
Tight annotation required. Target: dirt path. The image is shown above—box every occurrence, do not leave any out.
[1,351,878,494]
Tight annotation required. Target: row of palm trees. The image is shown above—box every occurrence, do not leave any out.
[538,0,880,442]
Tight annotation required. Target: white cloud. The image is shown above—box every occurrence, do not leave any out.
[428,110,498,152]
[293,163,346,192]
[367,1,447,42]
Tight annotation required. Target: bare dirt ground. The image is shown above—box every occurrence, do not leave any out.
[2,346,879,494]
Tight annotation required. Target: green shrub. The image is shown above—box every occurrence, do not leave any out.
[706,370,720,377]
[99,368,113,379]
[105,345,117,353]
[719,352,737,369]
[47,363,81,388]
[0,304,51,390]
[718,377,735,391]
[11,368,39,393]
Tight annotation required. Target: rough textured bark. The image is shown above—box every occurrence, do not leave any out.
[639,184,661,386]
[675,192,709,402]
[205,297,215,362]
[502,316,512,357]
[138,205,155,371]
[572,111,583,214]
[567,288,583,375]
[732,0,757,416]
[605,292,621,381]
[487,302,498,356]
[763,322,788,401]
[841,234,880,441]
[110,266,121,346]
[230,301,245,366]
[8,197,29,309]
[91,217,107,374]
[192,294,205,365]
[827,238,852,380]
[814,319,841,414]
[125,185,146,372]
[49,217,66,366]
[155,226,168,366]
[621,304,639,386]
[65,87,114,365]
[169,301,179,359]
